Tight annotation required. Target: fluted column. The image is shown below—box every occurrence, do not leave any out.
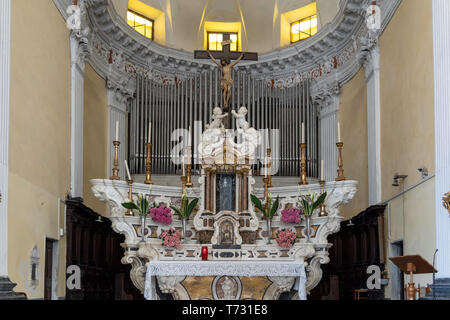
[364,45,382,205]
[69,29,89,199]
[432,0,450,279]
[107,80,133,180]
[316,87,340,181]
[0,0,11,279]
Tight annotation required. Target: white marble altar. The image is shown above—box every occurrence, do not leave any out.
[144,261,306,300]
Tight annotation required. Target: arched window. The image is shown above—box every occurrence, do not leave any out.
[207,32,238,51]
[290,14,318,43]
[127,10,154,40]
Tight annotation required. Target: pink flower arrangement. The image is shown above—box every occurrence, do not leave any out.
[281,208,302,224]
[276,229,297,248]
[160,228,182,249]
[150,204,172,225]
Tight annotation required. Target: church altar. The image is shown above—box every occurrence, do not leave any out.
[144,261,306,300]
[91,177,357,299]
[91,104,357,300]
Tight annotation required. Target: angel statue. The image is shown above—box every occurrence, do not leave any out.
[206,107,228,130]
[232,106,250,132]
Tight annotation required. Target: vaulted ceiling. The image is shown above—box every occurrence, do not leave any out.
[111,0,340,53]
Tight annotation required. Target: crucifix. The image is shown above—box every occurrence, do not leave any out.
[195,39,258,128]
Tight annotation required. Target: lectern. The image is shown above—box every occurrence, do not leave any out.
[389,255,437,300]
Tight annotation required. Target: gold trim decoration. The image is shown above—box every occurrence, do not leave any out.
[443,192,450,214]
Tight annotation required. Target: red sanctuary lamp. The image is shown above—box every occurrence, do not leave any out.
[201,246,208,260]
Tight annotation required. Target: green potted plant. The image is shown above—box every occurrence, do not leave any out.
[250,194,280,244]
[170,190,199,242]
[298,192,327,242]
[122,193,150,242]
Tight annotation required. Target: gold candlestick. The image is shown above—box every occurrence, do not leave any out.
[110,141,121,180]
[144,143,153,185]
[185,164,193,188]
[318,180,328,217]
[266,148,273,188]
[336,142,346,181]
[299,143,308,185]
[126,179,134,216]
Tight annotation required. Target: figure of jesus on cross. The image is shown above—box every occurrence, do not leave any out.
[208,45,244,112]
[195,39,258,115]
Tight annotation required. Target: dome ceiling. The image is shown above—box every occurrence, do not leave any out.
[111,0,340,53]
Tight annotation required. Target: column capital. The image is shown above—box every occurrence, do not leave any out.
[312,82,341,120]
[107,77,134,113]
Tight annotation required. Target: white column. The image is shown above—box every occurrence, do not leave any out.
[0,0,11,278]
[432,0,450,279]
[364,46,382,205]
[317,91,340,181]
[107,82,131,181]
[69,33,88,199]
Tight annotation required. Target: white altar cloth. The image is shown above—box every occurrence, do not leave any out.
[144,261,307,300]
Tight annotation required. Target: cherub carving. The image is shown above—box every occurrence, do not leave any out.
[206,107,228,130]
[232,107,250,131]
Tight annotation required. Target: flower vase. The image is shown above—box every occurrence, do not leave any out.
[266,218,272,244]
[181,217,188,243]
[140,215,147,243]
[305,215,312,243]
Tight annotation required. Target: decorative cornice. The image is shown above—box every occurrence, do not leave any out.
[54,0,401,89]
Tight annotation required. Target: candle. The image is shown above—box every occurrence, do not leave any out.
[301,123,305,144]
[187,147,191,165]
[188,126,192,147]
[338,122,341,143]
[201,246,208,261]
[148,122,152,143]
[182,156,186,176]
[124,160,132,181]
[115,121,119,142]
[266,129,270,149]
[321,160,324,181]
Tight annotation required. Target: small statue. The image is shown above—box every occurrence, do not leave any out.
[206,107,228,130]
[221,277,236,300]
[232,107,250,132]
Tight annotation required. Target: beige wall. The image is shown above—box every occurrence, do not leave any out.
[8,0,70,299]
[379,0,435,201]
[112,0,339,53]
[383,177,436,299]
[83,64,109,217]
[338,69,369,219]
[377,0,436,299]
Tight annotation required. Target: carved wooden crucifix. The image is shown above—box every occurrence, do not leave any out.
[194,40,258,114]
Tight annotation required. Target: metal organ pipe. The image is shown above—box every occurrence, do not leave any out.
[129,72,318,177]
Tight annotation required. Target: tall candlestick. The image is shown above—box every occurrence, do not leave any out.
[124,160,132,181]
[337,122,341,143]
[299,143,308,185]
[302,123,305,144]
[321,160,324,181]
[148,122,152,143]
[266,129,270,149]
[115,121,119,141]
[110,141,120,180]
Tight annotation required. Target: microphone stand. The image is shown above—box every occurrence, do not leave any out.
[432,249,438,300]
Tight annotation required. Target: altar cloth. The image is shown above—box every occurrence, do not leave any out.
[144,260,307,300]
